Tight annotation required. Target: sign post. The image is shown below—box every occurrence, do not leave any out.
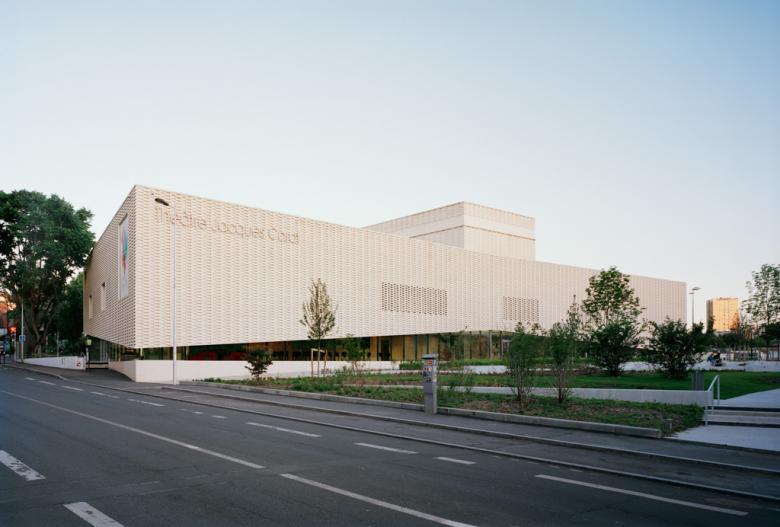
[422,354,438,414]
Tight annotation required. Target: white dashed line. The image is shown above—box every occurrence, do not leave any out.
[0,450,45,481]
[355,442,417,454]
[39,380,55,386]
[127,398,164,407]
[193,411,204,415]
[281,473,475,527]
[535,475,748,516]
[246,422,321,437]
[25,377,35,381]
[64,501,124,526]
[62,385,84,391]
[435,457,475,465]
[2,390,265,470]
[91,391,120,399]
[211,415,227,419]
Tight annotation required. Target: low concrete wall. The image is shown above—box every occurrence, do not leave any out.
[456,386,709,406]
[24,356,86,370]
[109,360,398,383]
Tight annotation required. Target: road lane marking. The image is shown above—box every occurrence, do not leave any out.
[0,450,45,481]
[39,381,55,386]
[246,421,321,437]
[64,502,124,526]
[1,390,264,470]
[435,457,475,465]
[62,386,84,391]
[25,377,35,381]
[535,475,748,516]
[355,442,417,454]
[281,473,475,527]
[211,415,227,419]
[127,398,164,407]
[193,411,204,415]
[91,391,120,399]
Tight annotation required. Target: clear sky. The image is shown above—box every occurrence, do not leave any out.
[2,1,778,325]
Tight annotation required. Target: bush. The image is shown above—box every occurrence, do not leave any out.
[504,324,544,408]
[246,348,273,380]
[586,319,642,376]
[645,319,705,379]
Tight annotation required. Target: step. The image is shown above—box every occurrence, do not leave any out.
[713,405,780,413]
[709,409,780,418]
[704,414,780,427]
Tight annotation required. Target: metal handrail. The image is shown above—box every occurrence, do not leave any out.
[704,374,720,426]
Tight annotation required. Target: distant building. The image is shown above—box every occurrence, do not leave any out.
[706,297,740,332]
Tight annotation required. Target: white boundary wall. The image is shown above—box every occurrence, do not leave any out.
[110,360,397,383]
[24,356,87,370]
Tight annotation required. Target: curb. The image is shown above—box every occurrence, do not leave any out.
[186,381,662,438]
[169,384,780,477]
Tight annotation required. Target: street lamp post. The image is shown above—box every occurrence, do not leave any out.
[689,286,701,328]
[155,197,177,385]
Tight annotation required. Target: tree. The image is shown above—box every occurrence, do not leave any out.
[0,190,94,356]
[644,319,706,379]
[548,298,582,403]
[299,278,336,376]
[245,347,273,380]
[581,267,645,376]
[51,273,84,354]
[743,264,780,335]
[504,323,544,409]
[585,319,643,376]
[343,333,364,373]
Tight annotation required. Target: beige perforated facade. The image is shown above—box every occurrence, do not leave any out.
[84,186,686,353]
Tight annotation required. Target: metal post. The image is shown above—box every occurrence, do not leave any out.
[155,197,177,385]
[422,354,438,414]
[20,302,24,361]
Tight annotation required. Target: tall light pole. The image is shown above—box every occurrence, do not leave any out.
[690,286,701,328]
[155,197,177,385]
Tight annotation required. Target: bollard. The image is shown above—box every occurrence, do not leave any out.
[692,370,704,391]
[422,354,438,414]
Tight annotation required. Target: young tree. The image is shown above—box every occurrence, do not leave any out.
[0,190,94,355]
[547,298,582,403]
[581,267,645,376]
[51,273,84,354]
[645,319,706,379]
[743,264,780,335]
[245,347,273,381]
[504,323,544,409]
[299,278,336,376]
[343,333,364,373]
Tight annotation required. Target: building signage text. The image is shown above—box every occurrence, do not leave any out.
[155,206,299,244]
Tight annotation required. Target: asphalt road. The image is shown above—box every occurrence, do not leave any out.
[1,366,778,526]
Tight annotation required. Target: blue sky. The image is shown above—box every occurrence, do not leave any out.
[1,1,778,324]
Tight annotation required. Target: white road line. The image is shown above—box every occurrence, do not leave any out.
[246,422,321,437]
[25,377,35,381]
[211,415,227,419]
[0,450,45,481]
[535,475,748,517]
[1,390,264,470]
[62,386,84,391]
[91,391,120,399]
[355,442,417,454]
[435,457,475,465]
[193,411,204,415]
[127,398,164,407]
[64,502,124,527]
[281,473,475,527]
[39,380,55,386]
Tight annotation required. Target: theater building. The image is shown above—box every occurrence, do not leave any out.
[83,185,686,382]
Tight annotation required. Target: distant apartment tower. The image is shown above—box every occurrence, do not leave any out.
[706,297,740,332]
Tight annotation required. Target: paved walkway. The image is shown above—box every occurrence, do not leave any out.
[719,387,780,408]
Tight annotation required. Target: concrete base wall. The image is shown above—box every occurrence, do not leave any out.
[109,360,398,383]
[460,386,710,406]
[23,356,86,370]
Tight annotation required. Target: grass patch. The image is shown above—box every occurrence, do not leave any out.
[290,371,780,399]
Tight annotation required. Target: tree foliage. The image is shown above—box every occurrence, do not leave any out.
[299,278,336,376]
[504,323,544,409]
[0,190,94,355]
[645,319,706,379]
[582,267,644,376]
[51,273,84,353]
[743,264,780,334]
[343,333,364,372]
